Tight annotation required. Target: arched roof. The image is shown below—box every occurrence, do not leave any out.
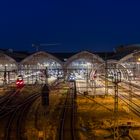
[20,51,63,66]
[119,53,134,63]
[94,59,128,72]
[0,53,17,65]
[93,59,129,80]
[119,50,140,63]
[64,51,104,67]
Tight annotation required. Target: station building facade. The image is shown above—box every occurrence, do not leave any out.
[0,45,140,85]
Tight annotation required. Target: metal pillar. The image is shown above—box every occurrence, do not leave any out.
[91,80,96,96]
[94,80,96,96]
[57,68,59,80]
[86,68,88,94]
[133,67,136,81]
[128,76,132,113]
[32,69,34,84]
[35,66,38,84]
[8,71,10,84]
[74,81,77,99]
[3,66,7,85]
[45,67,48,85]
[114,80,119,140]
[27,66,29,84]
[112,72,121,140]
[105,60,108,96]
[92,80,93,95]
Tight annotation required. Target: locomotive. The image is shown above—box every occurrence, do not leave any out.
[16,75,24,88]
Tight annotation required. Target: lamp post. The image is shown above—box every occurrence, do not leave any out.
[3,65,7,85]
[111,71,121,140]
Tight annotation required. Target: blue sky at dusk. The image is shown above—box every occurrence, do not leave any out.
[0,0,140,52]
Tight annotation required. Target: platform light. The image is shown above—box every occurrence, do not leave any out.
[138,57,140,62]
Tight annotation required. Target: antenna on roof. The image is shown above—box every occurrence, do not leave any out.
[32,43,60,52]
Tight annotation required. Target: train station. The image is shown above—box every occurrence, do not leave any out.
[0,45,140,87]
[2,0,140,139]
[0,45,140,140]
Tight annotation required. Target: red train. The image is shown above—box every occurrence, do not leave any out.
[16,75,24,88]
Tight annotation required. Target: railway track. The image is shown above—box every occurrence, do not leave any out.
[58,82,76,140]
[0,89,42,118]
[0,89,21,114]
[0,89,19,105]
[3,80,62,140]
[113,82,140,118]
[0,83,47,117]
[99,76,140,116]
[0,89,16,102]
[4,92,41,140]
[118,94,140,117]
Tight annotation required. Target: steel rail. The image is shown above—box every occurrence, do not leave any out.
[59,82,76,140]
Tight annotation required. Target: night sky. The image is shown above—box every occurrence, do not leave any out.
[0,0,140,52]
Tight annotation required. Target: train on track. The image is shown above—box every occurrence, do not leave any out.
[16,75,24,89]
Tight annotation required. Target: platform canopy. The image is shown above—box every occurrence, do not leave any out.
[20,51,63,69]
[65,51,104,69]
[63,51,104,80]
[118,51,140,79]
[0,53,17,70]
